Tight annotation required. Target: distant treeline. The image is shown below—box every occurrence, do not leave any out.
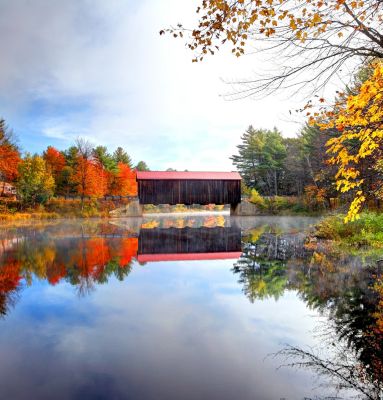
[231,124,336,208]
[0,122,150,206]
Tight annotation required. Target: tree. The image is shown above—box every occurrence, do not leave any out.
[17,154,55,206]
[109,162,137,196]
[63,146,79,168]
[0,119,20,193]
[93,146,117,196]
[72,139,107,204]
[312,61,383,221]
[231,126,286,195]
[135,161,150,171]
[73,157,107,201]
[93,146,117,173]
[113,147,133,168]
[43,146,66,193]
[165,0,383,97]
[59,145,79,196]
[280,138,305,196]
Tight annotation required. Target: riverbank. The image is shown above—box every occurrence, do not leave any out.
[0,198,131,220]
[313,212,383,250]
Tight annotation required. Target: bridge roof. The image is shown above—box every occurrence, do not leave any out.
[136,171,241,180]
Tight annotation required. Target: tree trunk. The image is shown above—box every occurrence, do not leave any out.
[274,170,278,196]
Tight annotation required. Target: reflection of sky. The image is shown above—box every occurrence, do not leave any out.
[0,257,331,400]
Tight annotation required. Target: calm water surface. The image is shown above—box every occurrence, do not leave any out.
[0,215,382,400]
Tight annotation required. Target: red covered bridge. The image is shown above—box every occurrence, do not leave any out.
[136,171,242,213]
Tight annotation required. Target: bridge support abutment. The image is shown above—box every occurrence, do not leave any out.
[230,201,260,216]
[110,199,143,217]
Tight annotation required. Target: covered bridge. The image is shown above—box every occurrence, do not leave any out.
[136,171,241,209]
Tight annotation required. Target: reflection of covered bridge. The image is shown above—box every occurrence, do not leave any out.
[136,171,242,214]
[137,226,242,262]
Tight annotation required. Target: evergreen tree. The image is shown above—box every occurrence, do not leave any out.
[231,126,286,195]
[93,146,117,173]
[113,147,133,168]
[135,161,149,171]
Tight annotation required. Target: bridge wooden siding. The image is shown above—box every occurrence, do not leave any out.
[136,171,241,206]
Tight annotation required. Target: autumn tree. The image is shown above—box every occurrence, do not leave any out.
[93,146,118,195]
[43,146,66,177]
[166,0,383,96]
[312,60,383,221]
[109,162,137,196]
[0,119,20,194]
[72,139,106,204]
[73,158,105,200]
[43,146,67,194]
[17,154,55,206]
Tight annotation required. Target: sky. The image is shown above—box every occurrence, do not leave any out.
[0,0,331,171]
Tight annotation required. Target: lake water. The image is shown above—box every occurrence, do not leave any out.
[0,215,382,400]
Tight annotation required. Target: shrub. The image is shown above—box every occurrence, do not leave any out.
[303,185,328,211]
[314,212,383,247]
[250,189,265,207]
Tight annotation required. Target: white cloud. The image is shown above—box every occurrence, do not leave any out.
[0,0,335,170]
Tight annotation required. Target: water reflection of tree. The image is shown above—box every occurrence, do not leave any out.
[235,230,383,399]
[0,235,138,315]
[0,259,22,317]
[232,230,310,301]
[233,245,287,301]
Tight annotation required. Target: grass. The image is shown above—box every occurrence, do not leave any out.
[0,198,133,220]
[314,211,383,248]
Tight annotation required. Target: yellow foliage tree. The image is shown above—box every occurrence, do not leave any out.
[311,61,383,222]
[17,154,55,206]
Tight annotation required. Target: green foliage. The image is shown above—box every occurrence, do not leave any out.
[231,126,287,195]
[17,154,55,206]
[230,125,332,199]
[93,146,117,173]
[113,147,133,168]
[263,196,311,214]
[136,161,150,171]
[315,212,383,248]
[63,146,79,168]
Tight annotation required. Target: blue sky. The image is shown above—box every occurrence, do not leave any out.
[0,0,314,170]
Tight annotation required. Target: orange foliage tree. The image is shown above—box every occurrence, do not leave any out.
[43,146,66,180]
[73,157,108,200]
[0,146,20,182]
[110,162,137,196]
[0,119,20,185]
